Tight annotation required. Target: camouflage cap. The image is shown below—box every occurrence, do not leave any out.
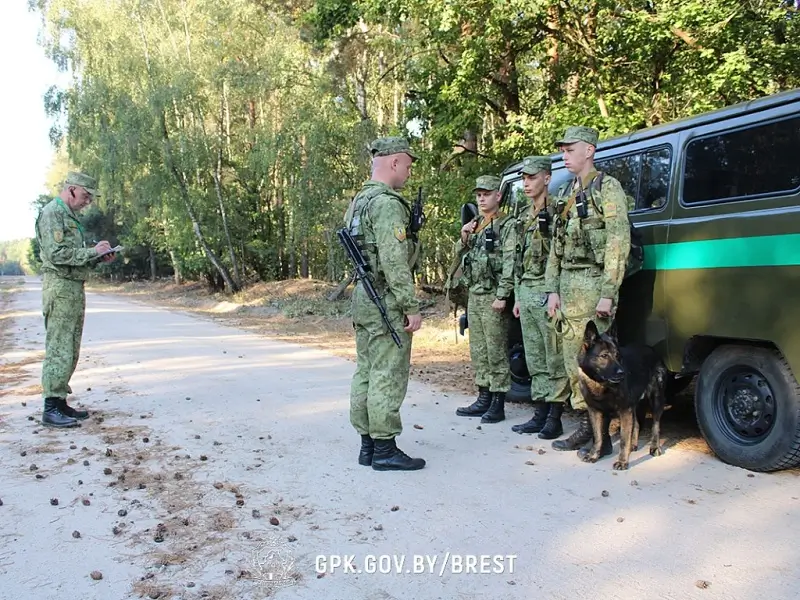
[65,171,101,197]
[518,156,552,175]
[370,136,419,161]
[473,175,501,192]
[554,126,599,148]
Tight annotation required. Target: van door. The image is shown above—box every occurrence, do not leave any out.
[593,144,676,354]
[666,110,800,375]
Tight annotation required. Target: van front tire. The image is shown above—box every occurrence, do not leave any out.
[696,345,800,472]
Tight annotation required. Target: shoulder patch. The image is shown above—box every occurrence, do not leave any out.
[53,230,64,243]
[394,226,407,242]
[603,202,617,218]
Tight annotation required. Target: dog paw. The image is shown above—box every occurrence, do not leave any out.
[580,452,600,464]
[650,446,663,457]
[612,460,629,471]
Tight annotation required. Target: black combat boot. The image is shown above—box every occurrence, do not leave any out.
[481,392,506,424]
[358,435,374,466]
[511,402,548,434]
[42,398,79,428]
[551,411,592,451]
[538,402,565,440]
[57,398,89,420]
[371,438,426,471]
[456,387,492,417]
[577,414,613,460]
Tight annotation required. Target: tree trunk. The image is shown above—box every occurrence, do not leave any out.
[461,130,478,153]
[213,92,242,287]
[377,51,385,128]
[169,248,183,285]
[546,5,561,102]
[159,109,239,293]
[301,239,309,278]
[325,228,336,281]
[355,48,369,121]
[223,79,232,158]
[149,246,157,281]
[327,273,354,301]
[276,176,288,279]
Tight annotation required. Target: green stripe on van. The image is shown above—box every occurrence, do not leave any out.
[643,233,800,270]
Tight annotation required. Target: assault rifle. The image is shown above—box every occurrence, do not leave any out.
[337,227,403,348]
[409,187,426,240]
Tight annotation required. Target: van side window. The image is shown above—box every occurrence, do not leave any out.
[683,115,800,204]
[503,178,528,215]
[547,171,573,198]
[596,154,641,212]
[639,147,671,210]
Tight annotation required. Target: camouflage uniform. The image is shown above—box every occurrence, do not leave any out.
[513,158,569,406]
[455,175,516,423]
[35,172,104,427]
[345,141,420,443]
[544,127,631,452]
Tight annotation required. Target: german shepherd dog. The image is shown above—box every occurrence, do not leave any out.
[577,320,668,470]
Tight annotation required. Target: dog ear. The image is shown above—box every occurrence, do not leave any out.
[582,320,599,350]
[605,319,619,341]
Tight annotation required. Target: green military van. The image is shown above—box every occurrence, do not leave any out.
[495,88,800,473]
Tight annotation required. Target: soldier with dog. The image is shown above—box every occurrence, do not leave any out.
[544,126,632,457]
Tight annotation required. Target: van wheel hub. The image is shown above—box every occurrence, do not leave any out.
[715,368,776,443]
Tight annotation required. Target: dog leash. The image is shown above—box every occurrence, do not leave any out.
[548,308,597,345]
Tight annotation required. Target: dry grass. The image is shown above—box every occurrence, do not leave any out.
[130,580,176,599]
[5,384,42,397]
[0,354,45,398]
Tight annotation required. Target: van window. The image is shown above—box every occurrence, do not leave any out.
[683,115,800,204]
[547,169,573,198]
[502,178,528,216]
[596,154,641,212]
[639,147,671,210]
[593,146,671,212]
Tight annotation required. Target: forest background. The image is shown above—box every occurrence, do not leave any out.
[4,0,798,291]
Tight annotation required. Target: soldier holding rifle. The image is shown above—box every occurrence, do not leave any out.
[340,137,426,472]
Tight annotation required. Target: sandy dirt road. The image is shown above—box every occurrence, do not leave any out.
[1,276,800,600]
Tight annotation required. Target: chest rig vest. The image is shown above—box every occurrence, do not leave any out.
[517,202,554,281]
[344,185,419,287]
[552,172,609,267]
[552,172,643,277]
[462,212,512,293]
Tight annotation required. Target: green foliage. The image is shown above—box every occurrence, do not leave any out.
[0,239,37,275]
[29,0,800,290]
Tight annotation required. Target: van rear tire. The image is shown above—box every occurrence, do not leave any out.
[696,345,800,472]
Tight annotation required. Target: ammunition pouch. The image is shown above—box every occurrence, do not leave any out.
[582,217,607,266]
[563,217,590,263]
